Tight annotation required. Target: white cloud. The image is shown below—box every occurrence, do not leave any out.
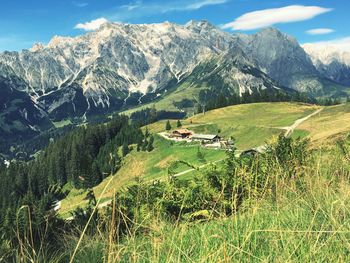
[121,1,142,11]
[306,28,334,35]
[73,2,88,8]
[75,18,108,31]
[107,0,229,21]
[304,37,350,52]
[222,5,333,31]
[186,0,228,10]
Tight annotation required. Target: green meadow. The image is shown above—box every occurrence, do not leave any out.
[60,102,320,217]
[66,132,350,263]
[59,136,226,217]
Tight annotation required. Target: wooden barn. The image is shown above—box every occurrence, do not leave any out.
[171,129,193,138]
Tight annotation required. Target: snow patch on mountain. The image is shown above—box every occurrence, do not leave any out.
[303,43,350,66]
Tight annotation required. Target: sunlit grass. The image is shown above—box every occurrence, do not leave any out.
[299,103,350,144]
[53,119,72,128]
[59,135,226,217]
[67,144,350,262]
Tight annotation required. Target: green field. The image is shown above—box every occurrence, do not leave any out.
[67,132,350,262]
[298,103,350,144]
[59,135,226,217]
[123,81,208,115]
[11,101,350,262]
[59,102,321,216]
[53,119,72,128]
[147,102,320,149]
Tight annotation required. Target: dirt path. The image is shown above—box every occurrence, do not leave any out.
[173,158,225,178]
[281,108,323,137]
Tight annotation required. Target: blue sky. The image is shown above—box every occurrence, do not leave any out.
[0,0,348,51]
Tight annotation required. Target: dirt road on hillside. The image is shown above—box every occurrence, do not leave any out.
[282,108,323,137]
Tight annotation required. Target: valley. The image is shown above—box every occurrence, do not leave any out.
[58,102,322,217]
[1,13,350,262]
[52,101,350,262]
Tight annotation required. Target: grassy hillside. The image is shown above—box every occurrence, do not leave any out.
[65,133,350,262]
[123,81,203,115]
[297,103,350,144]
[8,102,350,262]
[59,135,226,217]
[60,102,320,217]
[147,102,320,149]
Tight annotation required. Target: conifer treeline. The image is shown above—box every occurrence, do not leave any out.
[0,115,145,199]
[197,89,317,113]
[130,107,186,126]
[129,89,329,127]
[0,114,147,254]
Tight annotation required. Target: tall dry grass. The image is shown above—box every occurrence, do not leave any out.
[64,138,350,262]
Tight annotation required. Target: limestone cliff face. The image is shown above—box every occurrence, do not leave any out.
[303,43,350,86]
[0,21,348,124]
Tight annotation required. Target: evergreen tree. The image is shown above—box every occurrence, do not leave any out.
[69,143,80,187]
[137,137,142,152]
[142,139,148,151]
[150,105,157,123]
[145,127,150,138]
[177,120,182,128]
[56,151,67,185]
[122,142,130,157]
[147,136,154,152]
[85,162,102,188]
[165,120,172,131]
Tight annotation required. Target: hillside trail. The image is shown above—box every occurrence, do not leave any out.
[281,107,323,137]
[171,107,324,179]
[64,107,324,217]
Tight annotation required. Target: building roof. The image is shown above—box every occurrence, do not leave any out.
[191,134,220,140]
[173,129,192,134]
[240,145,267,156]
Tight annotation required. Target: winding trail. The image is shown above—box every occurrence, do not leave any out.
[83,159,227,213]
[281,108,323,137]
[173,158,225,178]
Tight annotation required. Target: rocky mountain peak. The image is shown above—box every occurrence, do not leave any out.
[302,43,350,86]
[303,43,350,66]
[259,27,282,35]
[0,20,347,124]
[239,27,318,90]
[185,20,215,30]
[30,43,45,52]
[47,35,75,48]
[255,27,298,45]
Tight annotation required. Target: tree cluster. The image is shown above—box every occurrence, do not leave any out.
[130,107,186,126]
[0,114,148,259]
[196,88,317,114]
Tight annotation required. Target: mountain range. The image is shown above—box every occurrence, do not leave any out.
[303,43,350,86]
[0,20,350,147]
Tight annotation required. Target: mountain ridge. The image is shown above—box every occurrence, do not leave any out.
[303,43,350,86]
[0,21,346,102]
[0,20,349,146]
